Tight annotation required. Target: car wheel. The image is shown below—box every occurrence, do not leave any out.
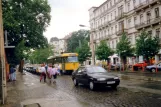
[89,81,95,90]
[151,68,156,73]
[111,85,117,89]
[73,78,78,86]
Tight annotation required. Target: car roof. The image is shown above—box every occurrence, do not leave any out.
[80,65,101,68]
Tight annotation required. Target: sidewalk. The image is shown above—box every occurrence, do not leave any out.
[3,72,89,107]
[110,71,161,82]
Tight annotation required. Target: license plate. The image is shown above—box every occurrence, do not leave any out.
[107,81,115,84]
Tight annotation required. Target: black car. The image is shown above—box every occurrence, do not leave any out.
[72,65,120,90]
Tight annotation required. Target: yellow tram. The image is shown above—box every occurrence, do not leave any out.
[47,53,80,74]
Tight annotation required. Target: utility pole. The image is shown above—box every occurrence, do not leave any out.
[0,0,6,104]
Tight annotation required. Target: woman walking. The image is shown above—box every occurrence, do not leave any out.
[9,65,16,81]
[40,65,46,82]
[51,65,59,83]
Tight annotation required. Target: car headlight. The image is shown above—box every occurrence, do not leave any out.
[97,78,106,81]
[114,77,119,79]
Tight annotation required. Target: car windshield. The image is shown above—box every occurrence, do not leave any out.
[87,66,107,73]
[67,56,78,62]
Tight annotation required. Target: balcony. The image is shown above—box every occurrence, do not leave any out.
[115,12,127,21]
[91,28,96,32]
[135,17,161,30]
[134,0,161,13]
[116,29,128,36]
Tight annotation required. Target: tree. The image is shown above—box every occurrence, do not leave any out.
[116,33,134,65]
[95,41,114,62]
[2,0,51,65]
[76,40,91,63]
[67,30,90,52]
[136,31,160,64]
[28,45,53,64]
[15,40,29,61]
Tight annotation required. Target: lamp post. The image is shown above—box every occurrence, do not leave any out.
[79,24,95,65]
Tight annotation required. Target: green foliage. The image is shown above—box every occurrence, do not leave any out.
[67,30,90,52]
[15,40,29,61]
[2,0,51,64]
[28,45,53,64]
[95,41,114,61]
[116,33,134,58]
[136,31,160,59]
[76,40,91,63]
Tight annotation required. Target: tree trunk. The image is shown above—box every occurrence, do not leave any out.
[19,60,24,73]
[122,56,127,71]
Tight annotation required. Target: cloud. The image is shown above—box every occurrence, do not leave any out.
[44,0,106,42]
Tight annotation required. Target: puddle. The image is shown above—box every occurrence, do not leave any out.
[139,81,161,90]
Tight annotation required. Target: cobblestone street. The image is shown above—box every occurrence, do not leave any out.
[3,72,161,107]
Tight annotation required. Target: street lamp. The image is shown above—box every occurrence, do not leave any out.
[79,24,95,65]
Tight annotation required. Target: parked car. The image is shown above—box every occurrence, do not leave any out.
[110,63,123,71]
[72,65,120,90]
[146,61,161,72]
[133,61,147,71]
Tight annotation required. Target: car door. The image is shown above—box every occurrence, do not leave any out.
[80,68,89,85]
[75,67,84,83]
[157,62,161,71]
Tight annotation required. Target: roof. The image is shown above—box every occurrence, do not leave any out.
[61,53,78,57]
[94,0,109,12]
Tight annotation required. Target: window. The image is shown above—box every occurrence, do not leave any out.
[115,11,116,18]
[114,0,116,4]
[128,19,131,28]
[134,17,137,25]
[107,14,109,21]
[111,13,112,20]
[156,28,160,38]
[104,16,106,22]
[128,2,130,11]
[111,27,113,34]
[108,29,110,35]
[119,21,124,31]
[115,25,117,32]
[68,56,78,62]
[87,66,107,73]
[110,1,112,7]
[147,11,151,24]
[104,30,106,36]
[140,14,143,24]
[103,6,105,11]
[118,5,124,16]
[107,4,108,9]
[112,41,114,49]
[133,0,136,7]
[148,30,152,36]
[155,7,159,18]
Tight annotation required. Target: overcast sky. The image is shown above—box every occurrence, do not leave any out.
[44,0,106,41]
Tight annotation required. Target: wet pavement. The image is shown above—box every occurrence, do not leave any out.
[2,71,161,107]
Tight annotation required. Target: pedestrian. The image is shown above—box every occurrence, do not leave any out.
[51,65,59,83]
[57,64,61,75]
[40,64,46,82]
[9,65,16,81]
[47,64,52,82]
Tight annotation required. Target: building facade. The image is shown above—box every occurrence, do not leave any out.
[89,0,161,65]
[50,37,66,56]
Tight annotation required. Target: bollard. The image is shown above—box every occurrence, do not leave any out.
[156,65,158,73]
[142,64,144,72]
